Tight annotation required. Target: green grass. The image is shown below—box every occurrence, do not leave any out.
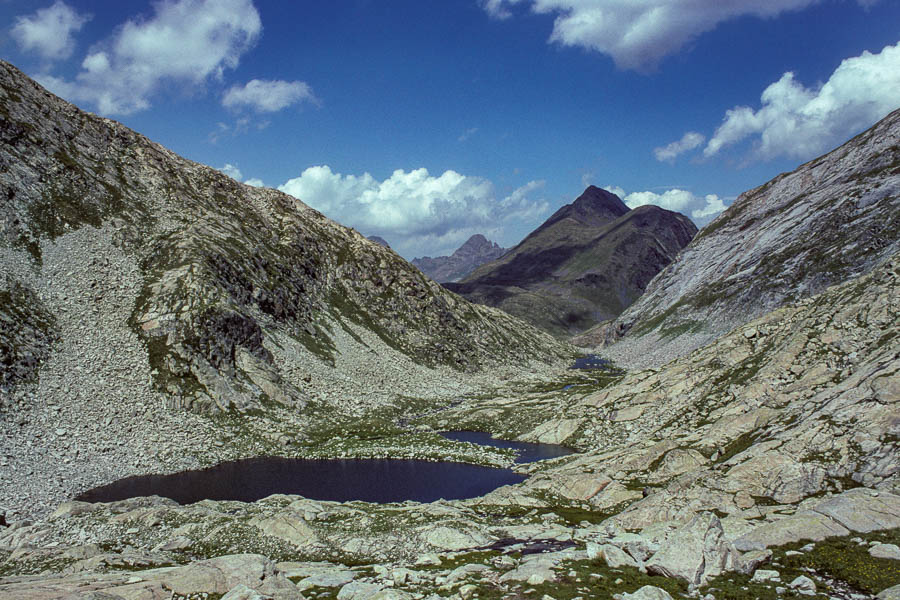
[469,558,688,600]
[715,431,761,464]
[418,549,503,571]
[779,529,900,595]
[702,571,827,600]
[704,528,900,599]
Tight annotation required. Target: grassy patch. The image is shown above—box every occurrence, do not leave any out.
[659,319,704,339]
[703,528,900,599]
[716,431,761,464]
[779,529,900,595]
[475,558,688,600]
[421,549,503,571]
[702,571,827,600]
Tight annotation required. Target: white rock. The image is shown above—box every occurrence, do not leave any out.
[616,585,674,600]
[750,569,780,583]
[870,543,900,560]
[789,575,817,594]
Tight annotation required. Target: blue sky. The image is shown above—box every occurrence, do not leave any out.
[2,0,899,259]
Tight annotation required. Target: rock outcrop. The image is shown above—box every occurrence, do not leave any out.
[432,245,899,537]
[412,234,506,283]
[586,107,900,367]
[446,186,697,337]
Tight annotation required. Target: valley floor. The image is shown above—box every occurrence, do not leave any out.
[1,250,898,599]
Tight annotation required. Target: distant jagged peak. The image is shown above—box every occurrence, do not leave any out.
[452,234,501,258]
[411,234,507,283]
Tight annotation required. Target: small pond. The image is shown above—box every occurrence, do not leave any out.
[570,354,612,370]
[76,457,527,505]
[438,431,573,463]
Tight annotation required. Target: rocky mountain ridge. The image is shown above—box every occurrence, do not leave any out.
[447,186,697,337]
[578,107,900,368]
[0,59,568,417]
[412,234,507,283]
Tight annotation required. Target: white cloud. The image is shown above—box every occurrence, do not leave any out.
[223,79,317,113]
[218,163,243,180]
[482,1,873,71]
[704,41,900,161]
[481,0,516,19]
[216,164,266,187]
[604,185,728,227]
[37,0,261,115]
[10,1,90,61]
[278,166,549,258]
[654,131,705,162]
[691,195,727,220]
[458,127,479,142]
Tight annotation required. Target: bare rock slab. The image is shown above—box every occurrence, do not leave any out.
[878,584,900,600]
[645,513,736,587]
[733,513,849,552]
[812,489,900,533]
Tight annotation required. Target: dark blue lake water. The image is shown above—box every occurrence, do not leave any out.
[570,354,612,370]
[75,457,527,505]
[439,431,573,463]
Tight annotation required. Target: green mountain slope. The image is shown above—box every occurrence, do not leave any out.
[446,186,696,337]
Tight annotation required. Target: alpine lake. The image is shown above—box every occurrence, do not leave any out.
[75,431,573,505]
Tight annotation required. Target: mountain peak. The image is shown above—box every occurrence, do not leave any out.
[412,234,506,283]
[571,186,630,218]
[533,186,629,235]
[367,235,391,248]
[453,234,499,258]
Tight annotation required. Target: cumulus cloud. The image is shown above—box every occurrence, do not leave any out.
[481,1,874,71]
[37,0,261,115]
[481,0,515,19]
[654,131,705,162]
[691,195,727,220]
[604,185,728,226]
[218,163,243,180]
[704,41,900,161]
[216,164,266,187]
[278,166,549,258]
[11,1,90,61]
[223,79,317,112]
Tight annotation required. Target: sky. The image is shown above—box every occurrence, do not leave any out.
[1,0,899,260]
